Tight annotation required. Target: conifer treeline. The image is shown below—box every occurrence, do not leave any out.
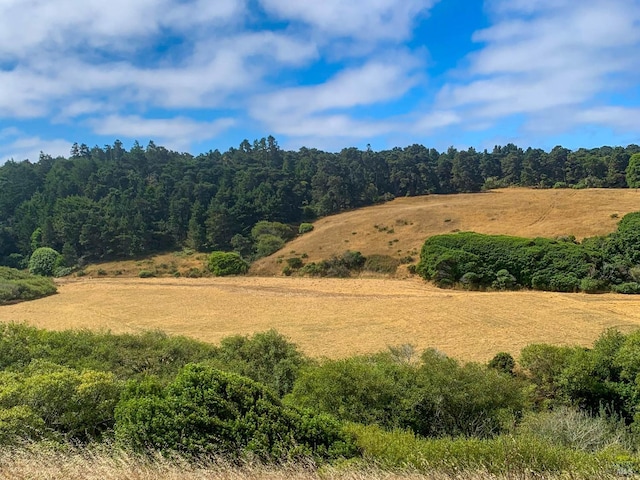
[1,137,638,265]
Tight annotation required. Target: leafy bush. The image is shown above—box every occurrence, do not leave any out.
[488,352,515,375]
[138,270,155,278]
[580,277,609,293]
[417,232,601,292]
[208,251,249,276]
[612,282,640,294]
[115,364,356,461]
[286,257,303,269]
[289,349,524,439]
[255,234,285,258]
[363,254,400,274]
[210,329,307,397]
[0,361,122,442]
[28,247,61,276]
[299,251,365,278]
[0,267,56,305]
[298,223,314,234]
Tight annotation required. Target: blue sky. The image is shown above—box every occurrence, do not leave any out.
[1,0,639,163]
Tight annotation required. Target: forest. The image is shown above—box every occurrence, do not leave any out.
[1,137,640,268]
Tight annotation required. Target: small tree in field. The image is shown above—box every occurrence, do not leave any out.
[28,247,61,276]
[208,251,249,276]
[626,153,640,188]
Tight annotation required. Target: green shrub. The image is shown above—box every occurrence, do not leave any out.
[0,267,57,305]
[347,424,608,475]
[299,251,365,278]
[488,352,515,375]
[255,234,285,258]
[138,270,155,278]
[363,254,400,274]
[612,282,640,294]
[208,251,249,276]
[298,223,314,234]
[580,278,609,293]
[28,247,61,277]
[286,257,303,269]
[115,364,356,461]
[0,361,122,442]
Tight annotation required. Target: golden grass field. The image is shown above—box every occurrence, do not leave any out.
[3,188,640,362]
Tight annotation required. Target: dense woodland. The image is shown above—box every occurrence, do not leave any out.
[1,137,640,267]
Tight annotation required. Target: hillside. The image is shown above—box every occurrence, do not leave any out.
[251,188,640,275]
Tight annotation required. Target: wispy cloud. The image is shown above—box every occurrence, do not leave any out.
[434,0,640,139]
[0,129,71,163]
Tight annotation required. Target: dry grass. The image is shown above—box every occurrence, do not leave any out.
[0,446,616,480]
[4,188,640,363]
[251,188,640,275]
[4,276,640,362]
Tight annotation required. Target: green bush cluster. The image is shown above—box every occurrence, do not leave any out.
[417,232,601,291]
[207,251,249,276]
[298,223,314,234]
[363,254,400,274]
[115,364,356,461]
[288,349,524,439]
[28,247,61,277]
[299,251,366,278]
[0,266,57,305]
[417,211,640,293]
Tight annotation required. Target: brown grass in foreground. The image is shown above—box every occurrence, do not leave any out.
[4,276,640,362]
[252,188,640,276]
[0,448,617,480]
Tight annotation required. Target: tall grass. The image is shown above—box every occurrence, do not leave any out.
[0,444,627,480]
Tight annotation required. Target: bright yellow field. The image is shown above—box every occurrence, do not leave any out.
[3,188,640,362]
[4,276,640,362]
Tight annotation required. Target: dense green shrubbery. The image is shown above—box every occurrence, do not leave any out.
[115,364,356,461]
[298,223,314,234]
[288,348,524,439]
[0,266,57,304]
[209,329,308,397]
[417,211,640,293]
[363,254,400,274]
[299,250,366,278]
[417,232,601,291]
[208,251,249,276]
[28,247,61,276]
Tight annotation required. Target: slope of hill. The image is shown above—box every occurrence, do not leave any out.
[251,188,640,276]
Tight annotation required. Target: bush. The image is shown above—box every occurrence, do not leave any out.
[115,364,356,461]
[208,251,249,276]
[363,254,400,274]
[138,270,155,278]
[612,282,640,294]
[255,234,285,258]
[0,361,122,442]
[299,251,365,278]
[0,267,57,305]
[28,247,61,277]
[286,257,303,269]
[488,352,515,375]
[580,278,609,293]
[298,223,314,234]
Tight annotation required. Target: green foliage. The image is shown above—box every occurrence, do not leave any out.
[210,330,307,397]
[0,266,57,304]
[207,251,249,276]
[255,234,285,258]
[286,257,303,269]
[298,223,314,234]
[626,153,640,188]
[363,254,400,274]
[299,251,365,278]
[251,221,294,242]
[28,247,61,276]
[0,361,122,442]
[347,424,607,475]
[138,270,155,278]
[417,232,603,292]
[289,349,524,439]
[115,364,356,461]
[488,352,515,375]
[0,324,219,381]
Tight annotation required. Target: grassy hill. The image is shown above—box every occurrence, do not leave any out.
[251,188,640,276]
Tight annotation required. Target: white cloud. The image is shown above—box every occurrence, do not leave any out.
[250,54,422,140]
[434,0,640,137]
[0,131,71,164]
[90,115,236,151]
